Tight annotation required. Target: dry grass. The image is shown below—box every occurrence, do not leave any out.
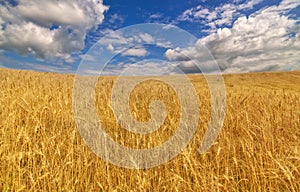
[0,68,299,191]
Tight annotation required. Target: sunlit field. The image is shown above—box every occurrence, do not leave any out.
[0,68,299,191]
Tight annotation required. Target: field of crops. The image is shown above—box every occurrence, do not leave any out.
[0,68,299,191]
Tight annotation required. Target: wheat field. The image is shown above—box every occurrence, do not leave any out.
[0,68,299,191]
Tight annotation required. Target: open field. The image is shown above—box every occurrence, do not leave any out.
[0,68,299,191]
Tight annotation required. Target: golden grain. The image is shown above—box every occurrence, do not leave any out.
[0,68,299,191]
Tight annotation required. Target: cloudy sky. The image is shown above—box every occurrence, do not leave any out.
[0,0,299,74]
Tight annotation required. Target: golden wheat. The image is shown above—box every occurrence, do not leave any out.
[0,68,299,191]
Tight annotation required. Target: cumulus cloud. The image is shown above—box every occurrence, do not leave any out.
[167,0,300,73]
[0,0,108,61]
[164,48,191,61]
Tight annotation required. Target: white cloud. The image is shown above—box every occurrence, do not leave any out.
[99,30,129,47]
[139,33,154,43]
[238,0,262,9]
[16,1,85,27]
[149,14,163,19]
[0,0,108,61]
[107,13,125,29]
[107,44,115,52]
[121,47,148,57]
[109,13,124,24]
[177,0,263,32]
[99,31,170,53]
[164,48,191,61]
[146,13,171,24]
[101,60,179,76]
[167,0,300,73]
[100,31,154,48]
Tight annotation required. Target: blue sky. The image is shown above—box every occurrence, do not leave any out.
[0,0,299,74]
